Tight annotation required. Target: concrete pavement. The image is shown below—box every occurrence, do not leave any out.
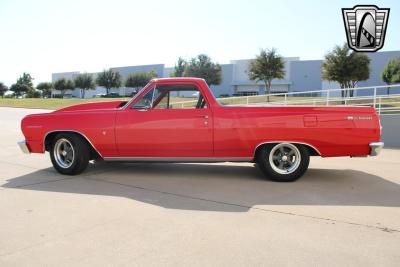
[0,107,399,266]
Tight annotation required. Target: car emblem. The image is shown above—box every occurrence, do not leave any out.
[342,5,390,52]
[346,116,372,120]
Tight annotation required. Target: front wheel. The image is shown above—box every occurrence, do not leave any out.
[50,133,90,175]
[256,143,310,182]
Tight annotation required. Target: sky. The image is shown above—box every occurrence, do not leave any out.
[0,0,399,86]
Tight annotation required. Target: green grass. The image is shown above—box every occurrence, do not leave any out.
[0,98,130,110]
[0,97,196,110]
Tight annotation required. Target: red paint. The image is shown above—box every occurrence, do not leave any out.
[21,78,381,159]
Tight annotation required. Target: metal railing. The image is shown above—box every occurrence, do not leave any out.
[218,84,400,115]
[171,84,400,115]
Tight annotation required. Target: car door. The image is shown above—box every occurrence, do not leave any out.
[114,82,213,158]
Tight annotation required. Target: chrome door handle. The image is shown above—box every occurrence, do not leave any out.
[196,115,208,119]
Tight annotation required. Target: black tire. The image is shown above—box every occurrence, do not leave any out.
[256,143,310,182]
[50,133,90,175]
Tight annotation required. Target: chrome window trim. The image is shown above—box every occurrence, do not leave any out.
[104,157,252,162]
[125,80,211,111]
[253,141,322,156]
[43,130,103,158]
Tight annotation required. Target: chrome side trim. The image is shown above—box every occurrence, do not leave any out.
[253,141,322,156]
[104,157,252,162]
[43,130,103,158]
[369,142,384,156]
[17,140,30,154]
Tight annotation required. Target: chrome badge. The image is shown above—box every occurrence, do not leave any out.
[346,116,372,120]
[342,5,390,52]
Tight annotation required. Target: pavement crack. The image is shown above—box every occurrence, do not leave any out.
[82,176,400,234]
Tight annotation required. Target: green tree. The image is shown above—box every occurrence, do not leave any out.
[0,82,8,98]
[381,58,400,95]
[9,72,35,97]
[26,89,41,98]
[183,54,222,86]
[124,74,140,89]
[96,69,122,95]
[36,82,53,98]
[54,78,74,97]
[10,83,30,97]
[322,43,370,98]
[348,53,370,96]
[125,71,158,90]
[74,73,95,98]
[170,57,186,77]
[248,48,285,102]
[17,73,34,89]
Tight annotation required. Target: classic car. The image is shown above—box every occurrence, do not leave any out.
[18,78,384,182]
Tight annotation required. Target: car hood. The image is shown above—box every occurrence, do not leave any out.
[54,100,128,112]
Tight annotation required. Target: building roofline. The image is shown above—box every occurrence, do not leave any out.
[52,71,80,75]
[290,59,323,63]
[111,63,165,69]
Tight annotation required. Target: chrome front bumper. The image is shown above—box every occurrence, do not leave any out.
[369,142,384,156]
[18,140,30,154]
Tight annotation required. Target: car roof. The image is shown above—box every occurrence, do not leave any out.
[150,77,206,83]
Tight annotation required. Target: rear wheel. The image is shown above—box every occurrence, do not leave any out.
[256,143,310,182]
[50,133,89,175]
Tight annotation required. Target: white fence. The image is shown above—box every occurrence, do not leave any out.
[173,84,400,115]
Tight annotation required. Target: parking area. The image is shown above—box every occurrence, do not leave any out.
[0,107,399,266]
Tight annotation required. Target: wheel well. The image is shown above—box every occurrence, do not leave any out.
[44,131,102,160]
[254,142,320,159]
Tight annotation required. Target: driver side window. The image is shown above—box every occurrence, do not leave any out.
[153,85,207,109]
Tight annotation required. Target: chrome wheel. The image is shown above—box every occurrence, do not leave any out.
[269,143,301,175]
[53,138,75,168]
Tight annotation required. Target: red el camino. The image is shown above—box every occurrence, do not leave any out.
[18,78,383,182]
